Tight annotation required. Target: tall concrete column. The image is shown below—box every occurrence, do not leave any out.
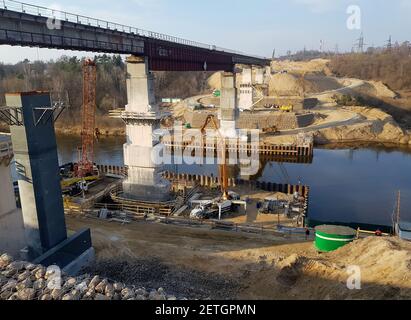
[0,92,93,272]
[5,92,67,259]
[219,72,238,138]
[0,134,26,257]
[264,66,272,84]
[253,67,264,85]
[238,67,253,111]
[121,56,171,201]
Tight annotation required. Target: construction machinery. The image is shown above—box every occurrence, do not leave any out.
[279,105,293,112]
[200,114,229,200]
[262,125,280,134]
[76,59,97,177]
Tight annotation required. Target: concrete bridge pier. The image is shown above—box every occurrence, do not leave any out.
[0,134,26,258]
[238,67,253,111]
[253,67,265,85]
[219,72,238,139]
[121,55,171,201]
[1,92,93,273]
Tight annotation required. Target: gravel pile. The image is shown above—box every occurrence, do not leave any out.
[0,253,180,300]
[85,257,241,300]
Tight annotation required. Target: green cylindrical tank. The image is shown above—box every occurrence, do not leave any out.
[315,225,356,252]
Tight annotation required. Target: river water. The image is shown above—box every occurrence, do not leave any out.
[56,135,411,229]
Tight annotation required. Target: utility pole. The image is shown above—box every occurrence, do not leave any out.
[386,35,392,52]
[334,44,339,55]
[355,33,366,53]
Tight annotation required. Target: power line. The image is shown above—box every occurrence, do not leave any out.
[386,35,392,51]
[354,32,367,53]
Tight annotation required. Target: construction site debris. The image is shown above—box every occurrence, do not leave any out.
[0,253,182,300]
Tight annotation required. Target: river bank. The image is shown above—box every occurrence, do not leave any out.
[264,106,411,148]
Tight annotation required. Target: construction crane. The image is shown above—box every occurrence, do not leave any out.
[200,115,229,200]
[76,59,97,177]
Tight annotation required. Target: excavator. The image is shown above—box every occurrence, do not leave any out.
[200,114,229,200]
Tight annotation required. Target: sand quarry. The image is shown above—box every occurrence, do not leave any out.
[205,59,411,147]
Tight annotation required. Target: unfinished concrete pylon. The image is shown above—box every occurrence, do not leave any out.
[0,134,26,257]
[120,56,171,201]
[219,72,238,138]
[238,67,253,111]
[253,67,264,85]
[1,92,93,272]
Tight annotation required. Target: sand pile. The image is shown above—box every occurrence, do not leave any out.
[368,81,398,99]
[207,72,222,90]
[304,74,343,92]
[271,59,331,74]
[240,237,411,300]
[268,73,316,96]
[313,106,408,145]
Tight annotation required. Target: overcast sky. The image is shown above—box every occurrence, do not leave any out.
[0,0,410,63]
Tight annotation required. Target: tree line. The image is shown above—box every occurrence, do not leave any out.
[329,43,411,91]
[0,54,210,128]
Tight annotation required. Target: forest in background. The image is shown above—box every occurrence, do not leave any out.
[329,43,411,92]
[0,54,210,131]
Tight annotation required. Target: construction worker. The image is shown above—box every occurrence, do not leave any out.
[79,179,88,199]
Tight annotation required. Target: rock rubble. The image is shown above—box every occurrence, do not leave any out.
[0,253,180,301]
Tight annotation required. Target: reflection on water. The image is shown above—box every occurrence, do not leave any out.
[261,148,411,227]
[56,135,125,166]
[55,136,411,227]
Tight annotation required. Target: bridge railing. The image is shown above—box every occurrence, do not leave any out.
[0,0,267,60]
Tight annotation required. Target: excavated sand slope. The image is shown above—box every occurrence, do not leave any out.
[314,107,409,145]
[239,237,411,300]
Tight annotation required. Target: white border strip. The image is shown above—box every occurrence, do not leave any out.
[316,233,354,242]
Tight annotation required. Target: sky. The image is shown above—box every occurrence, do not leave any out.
[0,0,410,63]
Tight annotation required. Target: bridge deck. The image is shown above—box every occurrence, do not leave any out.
[0,0,270,71]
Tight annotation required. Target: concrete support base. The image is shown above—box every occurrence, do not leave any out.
[0,208,26,258]
[33,228,93,272]
[122,183,171,202]
[62,247,95,276]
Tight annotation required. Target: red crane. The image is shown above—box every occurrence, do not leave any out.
[76,59,97,177]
